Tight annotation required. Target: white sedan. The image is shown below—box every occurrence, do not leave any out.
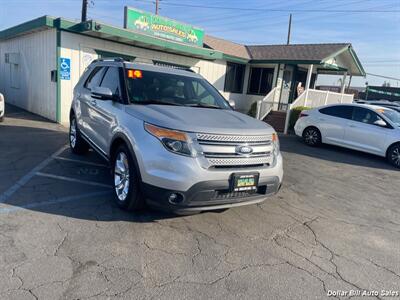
[0,93,4,122]
[294,103,400,168]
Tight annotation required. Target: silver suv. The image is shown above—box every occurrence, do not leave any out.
[69,58,283,213]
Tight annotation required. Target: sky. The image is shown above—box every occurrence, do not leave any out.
[0,0,399,87]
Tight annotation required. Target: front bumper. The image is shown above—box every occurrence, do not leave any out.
[134,129,283,211]
[143,176,282,212]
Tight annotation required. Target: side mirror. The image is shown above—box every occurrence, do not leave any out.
[373,119,387,127]
[91,86,113,100]
[228,99,236,110]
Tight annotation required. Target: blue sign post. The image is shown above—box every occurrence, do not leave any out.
[59,57,71,80]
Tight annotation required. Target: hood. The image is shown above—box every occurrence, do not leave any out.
[125,105,275,135]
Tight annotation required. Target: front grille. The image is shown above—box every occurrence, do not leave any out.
[196,133,273,168]
[207,156,271,167]
[197,133,271,143]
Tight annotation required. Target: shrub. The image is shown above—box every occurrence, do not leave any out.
[289,106,311,129]
[247,101,258,118]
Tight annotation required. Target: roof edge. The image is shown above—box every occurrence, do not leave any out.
[250,59,322,64]
[320,44,351,63]
[349,47,366,76]
[0,15,56,40]
[222,54,249,64]
[0,16,223,61]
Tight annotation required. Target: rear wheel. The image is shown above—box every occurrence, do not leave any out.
[303,127,321,147]
[112,144,145,211]
[69,115,89,154]
[0,116,4,123]
[387,143,400,169]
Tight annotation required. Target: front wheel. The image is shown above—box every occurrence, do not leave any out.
[69,115,89,154]
[303,127,321,147]
[113,145,145,211]
[387,143,400,169]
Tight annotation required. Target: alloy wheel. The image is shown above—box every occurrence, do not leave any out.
[304,129,319,145]
[391,146,400,167]
[114,152,130,201]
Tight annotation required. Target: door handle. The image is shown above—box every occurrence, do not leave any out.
[349,124,356,128]
[90,99,97,106]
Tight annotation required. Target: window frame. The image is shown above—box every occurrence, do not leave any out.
[224,62,245,94]
[99,66,123,101]
[84,66,106,90]
[352,107,392,128]
[319,105,354,120]
[247,67,274,96]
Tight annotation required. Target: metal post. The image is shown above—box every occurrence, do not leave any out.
[340,72,347,94]
[81,0,88,22]
[347,75,353,89]
[256,100,262,119]
[286,14,292,45]
[324,90,330,105]
[284,104,291,134]
[155,0,159,15]
[304,64,313,107]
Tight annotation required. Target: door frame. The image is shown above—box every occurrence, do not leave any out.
[279,64,295,110]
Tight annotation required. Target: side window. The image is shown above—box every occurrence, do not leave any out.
[100,67,121,98]
[353,107,382,125]
[84,67,105,90]
[319,106,353,120]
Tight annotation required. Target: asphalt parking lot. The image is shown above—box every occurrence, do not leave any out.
[0,104,399,300]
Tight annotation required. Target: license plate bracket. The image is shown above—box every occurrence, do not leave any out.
[231,173,259,192]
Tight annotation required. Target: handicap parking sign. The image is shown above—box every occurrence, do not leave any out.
[59,57,71,80]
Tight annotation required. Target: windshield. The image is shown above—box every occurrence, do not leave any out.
[125,69,231,109]
[381,109,400,126]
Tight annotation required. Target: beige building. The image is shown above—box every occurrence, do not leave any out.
[0,15,365,131]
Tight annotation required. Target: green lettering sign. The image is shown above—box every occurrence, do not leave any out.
[124,7,204,47]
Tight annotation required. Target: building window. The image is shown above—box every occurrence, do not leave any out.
[224,62,245,93]
[247,67,274,95]
[5,53,21,89]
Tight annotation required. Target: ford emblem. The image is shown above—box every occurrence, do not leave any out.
[236,145,253,155]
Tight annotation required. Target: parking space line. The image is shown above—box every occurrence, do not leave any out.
[54,156,109,168]
[36,172,112,188]
[0,191,112,214]
[0,145,68,204]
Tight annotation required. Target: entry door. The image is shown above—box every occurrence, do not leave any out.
[279,66,293,110]
[87,67,122,153]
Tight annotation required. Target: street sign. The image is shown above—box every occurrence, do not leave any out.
[124,7,204,47]
[59,57,71,80]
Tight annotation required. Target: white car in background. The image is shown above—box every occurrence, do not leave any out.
[294,103,400,168]
[0,93,4,122]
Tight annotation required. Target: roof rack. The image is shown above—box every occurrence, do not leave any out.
[90,57,196,73]
[92,57,127,63]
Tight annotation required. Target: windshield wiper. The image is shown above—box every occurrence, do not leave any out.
[136,100,184,106]
[186,103,222,109]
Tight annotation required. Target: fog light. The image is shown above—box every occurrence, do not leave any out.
[168,193,184,204]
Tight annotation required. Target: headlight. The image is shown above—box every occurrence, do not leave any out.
[144,123,196,157]
[272,132,280,156]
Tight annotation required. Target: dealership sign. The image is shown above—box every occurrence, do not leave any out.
[124,7,204,47]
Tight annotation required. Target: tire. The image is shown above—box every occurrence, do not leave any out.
[387,143,400,169]
[112,144,145,211]
[69,114,89,154]
[302,127,321,147]
[0,116,4,123]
